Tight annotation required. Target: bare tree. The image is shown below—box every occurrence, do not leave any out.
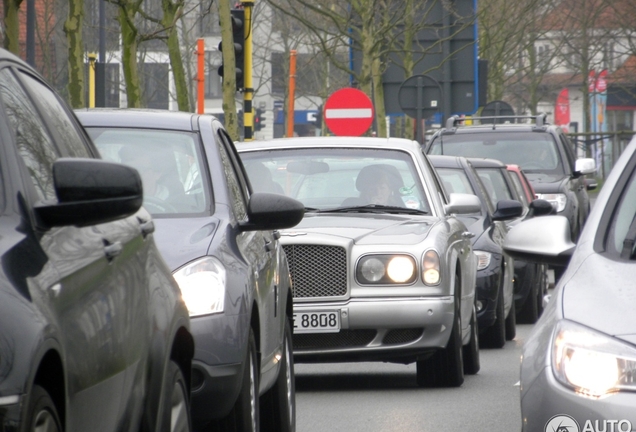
[2,0,23,54]
[108,0,143,107]
[65,0,84,108]
[218,0,240,140]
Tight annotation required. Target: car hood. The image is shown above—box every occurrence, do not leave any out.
[152,217,219,271]
[283,213,435,245]
[524,173,567,193]
[562,252,636,342]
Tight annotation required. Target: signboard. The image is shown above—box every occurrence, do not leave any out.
[323,88,374,136]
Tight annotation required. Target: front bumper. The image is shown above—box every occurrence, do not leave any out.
[189,311,248,428]
[292,296,455,364]
[0,395,22,430]
[521,365,636,432]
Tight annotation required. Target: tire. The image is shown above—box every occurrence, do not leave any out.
[505,297,516,341]
[260,319,296,432]
[162,360,192,432]
[480,271,506,349]
[214,329,259,432]
[416,273,464,387]
[23,385,62,432]
[462,306,480,375]
[517,267,540,324]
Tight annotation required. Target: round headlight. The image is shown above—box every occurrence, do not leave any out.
[387,256,415,283]
[360,257,386,282]
[423,268,440,285]
[422,250,441,285]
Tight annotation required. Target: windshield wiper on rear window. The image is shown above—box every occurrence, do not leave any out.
[320,204,429,215]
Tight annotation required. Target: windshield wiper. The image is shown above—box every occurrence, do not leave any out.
[303,206,321,213]
[320,204,429,215]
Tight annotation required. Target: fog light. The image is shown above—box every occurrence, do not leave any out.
[476,300,484,312]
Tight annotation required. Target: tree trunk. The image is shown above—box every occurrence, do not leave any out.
[64,0,85,108]
[372,56,387,137]
[118,3,142,108]
[161,0,190,112]
[219,0,239,140]
[3,0,23,55]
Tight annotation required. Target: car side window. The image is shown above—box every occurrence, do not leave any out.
[509,171,529,207]
[0,67,58,201]
[475,168,514,208]
[558,134,573,169]
[19,71,92,158]
[216,130,248,222]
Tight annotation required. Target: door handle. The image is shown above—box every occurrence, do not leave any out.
[103,240,123,261]
[137,217,155,238]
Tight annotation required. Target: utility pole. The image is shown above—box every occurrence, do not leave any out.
[26,0,35,66]
[96,0,106,107]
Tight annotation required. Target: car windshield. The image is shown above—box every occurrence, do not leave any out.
[429,132,565,176]
[85,127,208,216]
[240,147,431,214]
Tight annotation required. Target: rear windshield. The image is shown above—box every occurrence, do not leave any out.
[429,132,565,176]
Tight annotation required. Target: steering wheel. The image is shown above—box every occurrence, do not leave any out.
[143,196,178,214]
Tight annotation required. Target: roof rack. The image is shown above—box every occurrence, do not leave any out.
[445,113,547,129]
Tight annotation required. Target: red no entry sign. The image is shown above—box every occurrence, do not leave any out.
[324,88,374,136]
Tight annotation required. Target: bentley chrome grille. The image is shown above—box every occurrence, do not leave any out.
[282,244,347,298]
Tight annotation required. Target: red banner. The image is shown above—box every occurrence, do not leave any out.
[554,88,570,131]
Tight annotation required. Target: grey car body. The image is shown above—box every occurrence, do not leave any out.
[503,138,636,430]
[0,50,193,432]
[76,109,304,432]
[238,137,481,387]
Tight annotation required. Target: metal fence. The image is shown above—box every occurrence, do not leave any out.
[567,131,635,180]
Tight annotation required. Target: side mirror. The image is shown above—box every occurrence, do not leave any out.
[34,158,143,228]
[503,215,575,267]
[492,199,523,221]
[527,199,555,217]
[242,192,305,231]
[444,193,482,215]
[575,158,596,176]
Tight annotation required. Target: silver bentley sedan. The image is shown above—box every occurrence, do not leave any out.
[238,137,480,387]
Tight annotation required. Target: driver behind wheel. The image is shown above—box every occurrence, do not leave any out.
[119,145,170,201]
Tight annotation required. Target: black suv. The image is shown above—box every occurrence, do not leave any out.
[424,114,597,243]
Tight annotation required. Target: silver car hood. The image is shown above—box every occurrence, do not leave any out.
[562,251,636,341]
[283,213,435,245]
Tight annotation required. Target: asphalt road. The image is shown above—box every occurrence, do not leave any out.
[294,323,534,432]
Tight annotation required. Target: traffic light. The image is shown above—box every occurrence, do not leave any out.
[254,108,266,131]
[217,8,245,90]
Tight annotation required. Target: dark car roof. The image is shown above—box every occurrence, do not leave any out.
[428,155,507,170]
[465,158,507,168]
[428,155,463,169]
[75,108,210,131]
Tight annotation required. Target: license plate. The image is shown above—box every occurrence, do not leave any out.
[293,310,340,334]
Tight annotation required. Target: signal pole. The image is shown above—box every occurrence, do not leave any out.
[242,0,255,141]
